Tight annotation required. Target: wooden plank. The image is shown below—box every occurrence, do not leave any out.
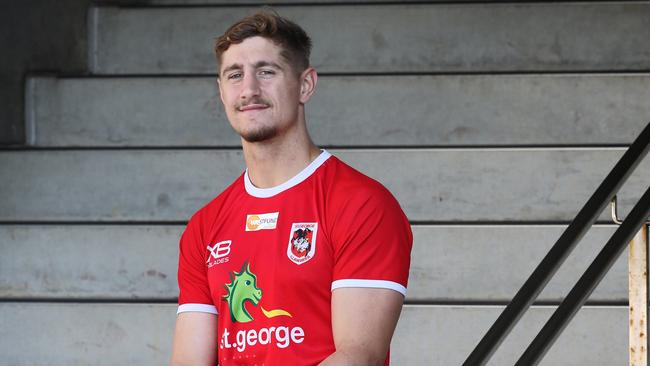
[91,4,650,74]
[1,149,648,222]
[28,75,650,147]
[629,225,648,366]
[0,225,626,302]
[0,303,627,365]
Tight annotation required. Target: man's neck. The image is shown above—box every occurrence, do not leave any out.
[243,130,321,189]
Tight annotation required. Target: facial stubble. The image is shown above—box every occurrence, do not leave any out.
[234,98,279,143]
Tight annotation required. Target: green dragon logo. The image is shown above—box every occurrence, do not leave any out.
[223,262,263,323]
[223,262,292,323]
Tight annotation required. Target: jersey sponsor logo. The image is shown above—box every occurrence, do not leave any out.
[223,262,292,323]
[287,223,317,265]
[245,212,279,231]
[206,240,231,268]
[220,325,305,353]
[221,262,303,353]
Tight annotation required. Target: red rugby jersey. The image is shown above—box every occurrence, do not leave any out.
[177,151,412,365]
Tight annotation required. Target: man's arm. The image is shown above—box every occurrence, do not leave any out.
[319,287,404,366]
[169,312,218,366]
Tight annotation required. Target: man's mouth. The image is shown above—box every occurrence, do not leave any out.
[238,103,270,112]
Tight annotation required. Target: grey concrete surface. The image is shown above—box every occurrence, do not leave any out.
[0,149,647,222]
[0,303,175,365]
[0,77,25,145]
[0,303,628,365]
[0,225,626,302]
[28,74,650,147]
[0,0,90,145]
[0,225,181,300]
[394,305,628,365]
[103,0,481,4]
[409,225,626,302]
[91,3,650,74]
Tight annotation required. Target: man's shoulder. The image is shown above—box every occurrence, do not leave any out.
[326,155,393,196]
[324,155,400,208]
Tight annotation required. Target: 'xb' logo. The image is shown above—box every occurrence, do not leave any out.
[207,240,231,267]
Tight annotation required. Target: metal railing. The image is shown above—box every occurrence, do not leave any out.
[464,121,650,366]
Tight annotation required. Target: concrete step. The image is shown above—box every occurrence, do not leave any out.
[0,225,181,300]
[90,3,650,74]
[1,149,647,222]
[0,224,625,302]
[105,0,485,4]
[0,303,175,365]
[0,303,628,365]
[27,75,650,147]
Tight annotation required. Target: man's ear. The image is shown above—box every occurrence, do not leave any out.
[299,67,318,104]
[217,77,225,106]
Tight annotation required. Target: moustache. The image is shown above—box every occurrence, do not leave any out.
[236,98,272,110]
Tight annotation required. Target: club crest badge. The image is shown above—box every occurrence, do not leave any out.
[287,222,317,265]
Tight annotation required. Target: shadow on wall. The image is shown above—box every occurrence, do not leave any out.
[0,0,91,146]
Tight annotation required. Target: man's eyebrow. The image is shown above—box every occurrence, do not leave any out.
[253,60,283,70]
[221,63,243,76]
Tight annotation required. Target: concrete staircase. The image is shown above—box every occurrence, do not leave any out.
[1,2,649,365]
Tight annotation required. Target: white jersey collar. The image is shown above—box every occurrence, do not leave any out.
[244,150,332,198]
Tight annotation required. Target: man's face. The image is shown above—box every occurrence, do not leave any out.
[218,36,304,143]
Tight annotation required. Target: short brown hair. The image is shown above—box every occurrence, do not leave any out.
[215,10,312,75]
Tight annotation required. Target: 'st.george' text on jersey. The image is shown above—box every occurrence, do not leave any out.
[177,150,413,365]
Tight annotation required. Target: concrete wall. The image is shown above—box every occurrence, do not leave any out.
[1,1,649,365]
[0,0,90,145]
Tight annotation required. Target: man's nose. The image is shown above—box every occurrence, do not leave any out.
[240,73,260,99]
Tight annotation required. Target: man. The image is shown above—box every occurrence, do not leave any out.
[170,10,412,366]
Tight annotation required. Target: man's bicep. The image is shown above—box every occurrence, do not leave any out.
[329,287,404,364]
[170,312,218,366]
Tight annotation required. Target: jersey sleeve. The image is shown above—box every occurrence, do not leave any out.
[177,213,218,314]
[329,183,413,296]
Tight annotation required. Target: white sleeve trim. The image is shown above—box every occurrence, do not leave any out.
[177,303,218,315]
[331,279,407,296]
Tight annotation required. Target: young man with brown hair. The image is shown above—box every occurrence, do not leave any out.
[170,11,412,366]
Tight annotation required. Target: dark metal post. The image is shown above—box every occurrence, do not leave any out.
[516,185,650,365]
[463,121,650,366]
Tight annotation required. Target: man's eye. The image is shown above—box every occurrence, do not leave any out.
[259,70,275,77]
[227,73,242,80]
